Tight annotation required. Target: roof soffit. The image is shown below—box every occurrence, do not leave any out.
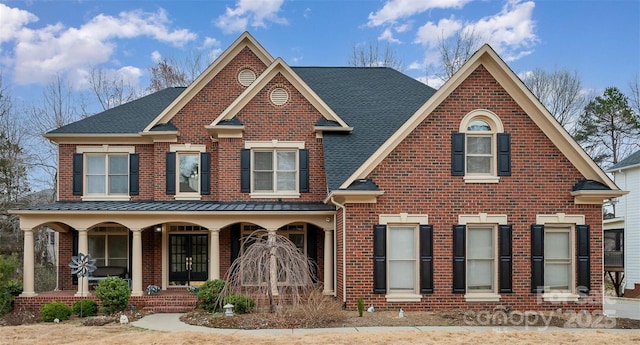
[340,44,619,191]
[208,58,351,130]
[142,32,274,133]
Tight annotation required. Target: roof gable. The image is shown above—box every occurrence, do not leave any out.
[207,58,351,131]
[340,44,620,192]
[143,32,275,132]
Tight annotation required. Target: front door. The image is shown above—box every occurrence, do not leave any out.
[169,234,208,285]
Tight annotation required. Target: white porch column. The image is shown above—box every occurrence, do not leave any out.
[323,228,335,295]
[268,229,278,296]
[75,229,90,297]
[209,229,220,280]
[20,228,37,297]
[131,229,143,296]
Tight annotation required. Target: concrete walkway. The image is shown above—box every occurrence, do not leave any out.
[131,313,637,334]
[604,296,640,320]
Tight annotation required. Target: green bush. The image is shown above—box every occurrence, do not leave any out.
[94,277,130,314]
[40,301,72,322]
[0,255,21,316]
[357,297,364,317]
[196,279,226,312]
[224,293,255,314]
[72,299,98,317]
[6,280,23,296]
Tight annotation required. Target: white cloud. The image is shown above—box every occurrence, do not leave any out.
[202,37,220,49]
[414,16,463,48]
[0,3,38,43]
[368,0,472,27]
[379,28,401,44]
[6,6,196,84]
[151,50,162,63]
[215,0,287,34]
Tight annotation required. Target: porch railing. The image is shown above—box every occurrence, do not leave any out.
[604,250,624,269]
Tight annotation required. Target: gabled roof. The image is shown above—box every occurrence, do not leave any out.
[45,87,184,137]
[607,149,640,171]
[143,32,275,132]
[208,58,352,130]
[336,44,620,193]
[293,67,437,192]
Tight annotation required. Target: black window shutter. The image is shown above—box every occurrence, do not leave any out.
[452,225,466,293]
[200,152,211,195]
[165,152,176,195]
[230,224,241,263]
[498,224,513,293]
[373,224,387,294]
[306,225,318,283]
[420,224,434,294]
[299,149,309,193]
[497,133,511,176]
[240,149,251,193]
[72,153,83,196]
[576,225,590,293]
[129,154,139,196]
[531,224,545,293]
[452,133,465,176]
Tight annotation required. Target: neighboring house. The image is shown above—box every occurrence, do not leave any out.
[12,32,626,312]
[606,149,640,297]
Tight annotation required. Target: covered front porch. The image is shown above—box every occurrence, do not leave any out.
[12,201,336,300]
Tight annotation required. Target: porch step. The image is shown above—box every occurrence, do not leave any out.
[136,294,198,313]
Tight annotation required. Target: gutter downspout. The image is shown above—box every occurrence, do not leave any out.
[330,197,347,305]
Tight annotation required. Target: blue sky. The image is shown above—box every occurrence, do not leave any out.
[0,0,638,110]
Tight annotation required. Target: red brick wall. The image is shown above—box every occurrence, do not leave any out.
[337,66,603,312]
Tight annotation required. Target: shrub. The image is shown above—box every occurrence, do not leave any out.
[291,288,345,328]
[224,294,255,314]
[197,279,226,312]
[72,299,98,317]
[6,280,23,297]
[40,301,72,322]
[94,277,130,314]
[0,255,21,316]
[357,297,364,317]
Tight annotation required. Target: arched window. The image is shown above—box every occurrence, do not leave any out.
[452,110,510,182]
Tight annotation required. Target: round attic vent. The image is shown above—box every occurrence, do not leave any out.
[238,69,256,86]
[270,87,289,106]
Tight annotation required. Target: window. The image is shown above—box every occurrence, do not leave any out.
[178,153,199,193]
[452,110,510,182]
[544,226,572,291]
[167,144,209,199]
[241,141,308,197]
[74,146,137,199]
[466,226,495,292]
[88,227,129,269]
[455,214,511,301]
[387,225,418,294]
[253,150,297,192]
[86,154,129,195]
[531,214,590,302]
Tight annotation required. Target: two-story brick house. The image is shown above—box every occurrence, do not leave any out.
[13,32,625,312]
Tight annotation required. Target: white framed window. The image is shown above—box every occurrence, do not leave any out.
[170,144,206,200]
[457,110,505,183]
[77,146,135,200]
[544,225,573,291]
[387,225,419,295]
[88,226,129,269]
[466,226,496,292]
[245,141,304,198]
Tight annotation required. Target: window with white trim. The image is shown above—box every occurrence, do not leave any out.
[453,110,510,182]
[86,154,129,195]
[387,225,419,294]
[544,225,573,291]
[178,152,199,194]
[466,226,496,292]
[243,141,307,198]
[88,227,129,269]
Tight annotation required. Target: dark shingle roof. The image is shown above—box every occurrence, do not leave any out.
[292,67,437,191]
[47,87,185,135]
[607,149,640,171]
[17,201,335,212]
